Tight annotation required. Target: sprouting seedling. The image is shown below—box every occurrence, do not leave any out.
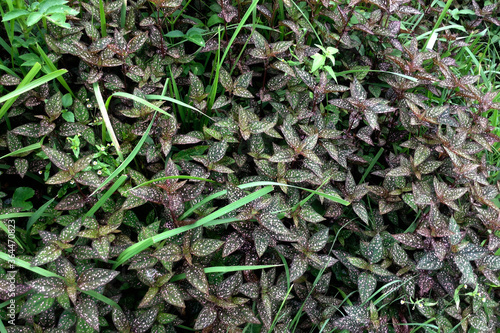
[310,44,338,81]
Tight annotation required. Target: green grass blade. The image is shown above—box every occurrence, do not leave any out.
[99,0,107,37]
[111,92,174,120]
[180,180,349,221]
[421,0,453,51]
[169,265,281,282]
[83,289,122,311]
[336,69,418,82]
[26,196,56,237]
[36,44,75,98]
[0,251,60,278]
[208,0,259,109]
[90,112,157,196]
[0,220,24,250]
[93,82,123,161]
[0,63,41,119]
[0,67,67,119]
[0,141,42,160]
[146,94,214,121]
[85,175,128,218]
[128,175,215,192]
[112,185,274,269]
[360,147,384,183]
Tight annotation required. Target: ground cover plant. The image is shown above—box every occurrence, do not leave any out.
[0,0,500,331]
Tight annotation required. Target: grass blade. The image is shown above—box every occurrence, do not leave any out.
[36,43,75,98]
[85,175,128,218]
[0,141,42,160]
[169,265,281,282]
[111,92,174,119]
[146,94,214,121]
[93,82,123,161]
[90,112,157,197]
[112,185,274,269]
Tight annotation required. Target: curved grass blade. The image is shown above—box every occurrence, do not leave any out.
[0,141,42,160]
[85,175,128,218]
[112,186,273,269]
[90,112,157,196]
[93,82,123,161]
[169,264,281,282]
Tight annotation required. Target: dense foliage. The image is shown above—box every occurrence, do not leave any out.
[1,0,500,332]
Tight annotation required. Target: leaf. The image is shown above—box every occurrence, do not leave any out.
[207,140,228,163]
[358,272,377,303]
[289,255,308,281]
[300,204,325,223]
[12,187,34,210]
[46,170,73,185]
[308,228,329,252]
[132,307,159,333]
[417,252,443,270]
[32,244,62,266]
[186,265,209,294]
[19,294,55,318]
[347,257,370,270]
[42,145,73,171]
[191,238,225,257]
[55,193,86,210]
[194,306,217,330]
[27,277,65,297]
[75,298,99,331]
[367,234,384,264]
[153,243,183,262]
[77,268,120,291]
[161,283,185,308]
[260,213,290,235]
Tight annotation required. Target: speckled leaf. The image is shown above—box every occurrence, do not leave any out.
[0,74,21,85]
[269,143,295,163]
[112,308,131,332]
[46,170,73,185]
[191,238,224,257]
[392,233,424,248]
[390,243,410,266]
[153,243,183,262]
[233,86,253,98]
[260,213,290,235]
[46,91,62,119]
[42,145,73,171]
[300,204,325,223]
[289,255,308,281]
[161,283,185,308]
[218,67,233,91]
[417,252,442,270]
[186,265,209,294]
[76,298,99,331]
[32,244,62,266]
[92,237,110,261]
[308,228,328,252]
[347,257,370,270]
[130,186,163,204]
[19,294,55,318]
[253,227,270,257]
[454,255,476,285]
[12,123,45,137]
[59,218,82,243]
[358,272,377,303]
[194,305,217,330]
[366,234,384,263]
[55,193,85,210]
[414,145,430,166]
[128,31,148,53]
[14,158,28,178]
[207,140,228,163]
[352,201,369,224]
[483,255,500,270]
[27,277,65,297]
[77,268,119,291]
[458,243,487,261]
